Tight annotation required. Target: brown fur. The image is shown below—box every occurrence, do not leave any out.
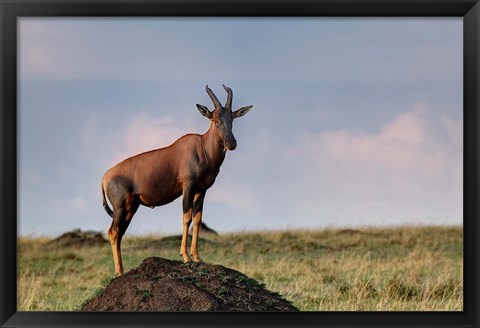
[101,85,252,275]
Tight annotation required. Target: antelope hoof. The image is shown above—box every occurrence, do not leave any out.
[181,254,192,263]
[192,255,203,263]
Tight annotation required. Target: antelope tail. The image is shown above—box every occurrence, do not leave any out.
[101,180,114,218]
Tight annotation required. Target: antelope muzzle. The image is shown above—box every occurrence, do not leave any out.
[224,137,237,151]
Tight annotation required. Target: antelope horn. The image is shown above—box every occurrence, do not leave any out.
[205,85,222,109]
[222,84,233,111]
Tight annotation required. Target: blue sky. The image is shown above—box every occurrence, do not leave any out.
[19,18,463,236]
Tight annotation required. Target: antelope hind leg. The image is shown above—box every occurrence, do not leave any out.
[107,192,139,275]
[105,177,135,275]
[108,218,124,275]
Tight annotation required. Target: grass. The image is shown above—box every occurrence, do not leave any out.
[17,225,463,311]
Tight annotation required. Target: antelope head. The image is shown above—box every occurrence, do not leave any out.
[196,85,253,151]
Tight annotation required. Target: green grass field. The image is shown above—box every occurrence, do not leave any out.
[18,226,463,311]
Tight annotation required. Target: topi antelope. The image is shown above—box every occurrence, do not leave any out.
[101,85,253,275]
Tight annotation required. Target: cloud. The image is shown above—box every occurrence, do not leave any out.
[121,114,192,159]
[285,103,462,223]
[317,104,449,178]
[381,108,425,144]
[79,111,201,169]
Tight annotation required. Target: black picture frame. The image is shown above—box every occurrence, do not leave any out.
[1,0,479,327]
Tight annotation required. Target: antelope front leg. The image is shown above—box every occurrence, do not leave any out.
[180,183,194,263]
[191,191,206,262]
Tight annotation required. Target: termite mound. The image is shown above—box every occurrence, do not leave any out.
[47,229,108,249]
[81,257,298,312]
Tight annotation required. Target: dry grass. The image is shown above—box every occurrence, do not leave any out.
[17,226,462,311]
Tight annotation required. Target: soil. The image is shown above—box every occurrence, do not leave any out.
[46,229,108,248]
[81,257,299,312]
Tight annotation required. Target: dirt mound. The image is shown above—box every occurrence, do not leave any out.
[81,257,298,312]
[47,229,108,248]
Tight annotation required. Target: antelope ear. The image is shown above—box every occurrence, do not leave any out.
[232,105,253,119]
[196,104,213,120]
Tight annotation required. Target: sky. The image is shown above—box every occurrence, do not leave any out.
[18,18,463,236]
